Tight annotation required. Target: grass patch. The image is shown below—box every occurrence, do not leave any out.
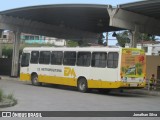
[0,89,3,102]
[6,93,17,104]
[0,88,17,108]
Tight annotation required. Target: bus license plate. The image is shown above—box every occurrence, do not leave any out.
[130,83,137,87]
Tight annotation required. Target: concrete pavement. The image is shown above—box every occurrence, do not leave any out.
[0,76,160,120]
[123,89,160,96]
[0,76,160,111]
[1,75,160,96]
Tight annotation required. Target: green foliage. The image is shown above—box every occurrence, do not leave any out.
[138,34,156,41]
[116,31,156,47]
[2,43,54,58]
[135,63,143,75]
[2,47,13,58]
[66,40,78,47]
[0,89,3,102]
[98,33,104,45]
[128,71,135,75]
[7,93,14,100]
[135,63,142,68]
[121,67,126,73]
[137,68,142,75]
[7,93,17,104]
[0,88,17,105]
[116,31,130,47]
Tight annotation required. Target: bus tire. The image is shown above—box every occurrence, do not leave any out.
[77,78,88,93]
[31,74,41,86]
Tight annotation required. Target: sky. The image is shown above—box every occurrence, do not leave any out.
[0,0,141,45]
[0,0,140,11]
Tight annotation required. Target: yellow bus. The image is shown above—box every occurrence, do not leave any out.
[20,47,146,92]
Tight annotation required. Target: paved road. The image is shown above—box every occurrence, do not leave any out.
[0,77,160,120]
[0,77,160,111]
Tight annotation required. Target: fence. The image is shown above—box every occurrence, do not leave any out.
[0,58,12,76]
[0,58,20,76]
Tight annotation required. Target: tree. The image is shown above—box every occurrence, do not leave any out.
[115,31,130,47]
[66,40,78,47]
[98,33,104,45]
[66,40,88,47]
[138,34,156,42]
[115,31,156,47]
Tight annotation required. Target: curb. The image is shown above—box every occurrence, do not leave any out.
[0,76,19,81]
[0,99,17,108]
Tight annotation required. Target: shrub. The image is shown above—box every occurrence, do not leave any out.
[0,89,3,102]
[7,93,17,105]
[0,88,17,105]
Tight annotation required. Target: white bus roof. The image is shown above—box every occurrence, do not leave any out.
[23,47,122,52]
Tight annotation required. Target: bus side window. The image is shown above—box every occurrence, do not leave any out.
[91,52,107,68]
[77,52,91,67]
[63,51,76,66]
[107,52,119,68]
[51,51,63,65]
[30,51,39,64]
[21,53,30,67]
[39,51,51,64]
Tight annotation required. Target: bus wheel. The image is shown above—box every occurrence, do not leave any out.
[77,78,88,93]
[31,74,41,86]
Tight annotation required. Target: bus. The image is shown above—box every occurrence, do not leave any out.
[20,47,146,93]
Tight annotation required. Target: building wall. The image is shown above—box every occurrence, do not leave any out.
[2,31,14,43]
[146,56,160,79]
[152,45,160,55]
[125,43,160,56]
[45,37,66,46]
[21,34,66,46]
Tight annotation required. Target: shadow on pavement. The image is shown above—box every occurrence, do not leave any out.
[23,82,149,98]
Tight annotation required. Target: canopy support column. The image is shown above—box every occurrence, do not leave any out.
[11,30,21,77]
[131,25,139,48]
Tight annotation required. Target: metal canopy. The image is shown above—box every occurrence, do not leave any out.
[119,0,160,20]
[0,4,122,33]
